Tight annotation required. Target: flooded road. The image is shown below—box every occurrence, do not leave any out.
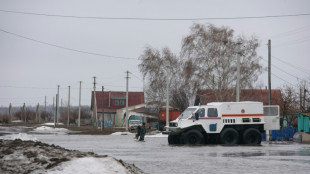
[33,134,310,174]
[1,126,310,174]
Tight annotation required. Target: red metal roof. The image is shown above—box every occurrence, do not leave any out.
[91,91,145,113]
[197,89,283,106]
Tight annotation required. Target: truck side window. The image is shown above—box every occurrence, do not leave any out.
[197,108,205,117]
[208,108,218,117]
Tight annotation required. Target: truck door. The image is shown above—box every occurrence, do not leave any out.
[263,105,280,130]
[206,107,221,133]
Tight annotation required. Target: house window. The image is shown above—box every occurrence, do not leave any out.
[120,100,125,105]
[115,100,119,105]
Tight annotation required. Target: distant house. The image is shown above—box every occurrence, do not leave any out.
[196,89,283,106]
[91,91,157,127]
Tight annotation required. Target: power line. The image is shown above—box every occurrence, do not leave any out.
[97,83,142,89]
[0,85,55,90]
[0,28,138,60]
[270,24,310,39]
[261,58,306,80]
[272,56,309,74]
[0,97,45,100]
[262,57,310,86]
[271,72,295,86]
[130,72,143,82]
[0,9,310,20]
[273,35,310,47]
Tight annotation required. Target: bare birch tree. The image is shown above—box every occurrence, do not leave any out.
[139,46,180,110]
[139,23,264,111]
[181,23,263,102]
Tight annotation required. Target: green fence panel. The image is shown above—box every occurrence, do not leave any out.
[304,116,310,133]
[298,113,304,132]
[298,113,310,132]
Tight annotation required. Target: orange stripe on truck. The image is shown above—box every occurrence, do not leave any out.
[189,117,221,120]
[222,114,263,117]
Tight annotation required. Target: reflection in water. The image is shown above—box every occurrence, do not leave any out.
[222,152,266,157]
[222,149,310,157]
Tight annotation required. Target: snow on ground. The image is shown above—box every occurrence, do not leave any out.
[145,133,168,138]
[32,126,69,134]
[11,120,23,123]
[0,136,144,174]
[47,157,129,174]
[111,132,133,136]
[42,123,64,126]
[4,133,38,141]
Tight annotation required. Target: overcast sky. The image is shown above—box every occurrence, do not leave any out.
[0,0,309,107]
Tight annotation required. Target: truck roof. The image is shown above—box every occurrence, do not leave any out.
[207,101,263,106]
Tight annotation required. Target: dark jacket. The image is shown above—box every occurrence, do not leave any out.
[139,125,146,141]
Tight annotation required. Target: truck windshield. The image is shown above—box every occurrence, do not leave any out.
[130,120,141,124]
[178,108,197,119]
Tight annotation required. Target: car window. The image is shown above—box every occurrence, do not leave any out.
[197,108,205,117]
[208,108,218,117]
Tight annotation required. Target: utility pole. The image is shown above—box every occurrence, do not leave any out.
[44,96,47,121]
[61,98,63,112]
[78,81,82,127]
[44,96,47,112]
[9,103,12,123]
[266,40,271,142]
[300,87,303,111]
[55,85,60,127]
[23,103,26,123]
[38,103,41,123]
[57,85,60,125]
[67,86,71,127]
[55,94,58,128]
[236,55,240,102]
[236,42,242,102]
[303,88,307,112]
[102,86,104,130]
[36,103,39,122]
[166,66,171,130]
[125,71,129,131]
[93,77,98,127]
[53,96,55,121]
[268,40,271,105]
[36,103,40,123]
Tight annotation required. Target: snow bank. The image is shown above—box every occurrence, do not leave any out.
[32,126,69,134]
[111,132,133,136]
[47,157,128,174]
[11,120,23,123]
[42,122,64,126]
[5,133,38,141]
[0,139,144,174]
[146,133,168,138]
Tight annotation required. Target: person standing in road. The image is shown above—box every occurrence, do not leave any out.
[135,125,141,139]
[139,122,146,141]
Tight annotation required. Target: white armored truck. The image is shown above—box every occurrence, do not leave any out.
[167,102,280,145]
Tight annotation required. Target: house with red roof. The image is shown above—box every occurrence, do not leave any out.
[91,91,157,127]
[196,89,283,106]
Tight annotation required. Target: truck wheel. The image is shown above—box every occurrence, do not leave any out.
[168,134,181,144]
[242,128,261,145]
[183,129,204,145]
[220,128,239,145]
